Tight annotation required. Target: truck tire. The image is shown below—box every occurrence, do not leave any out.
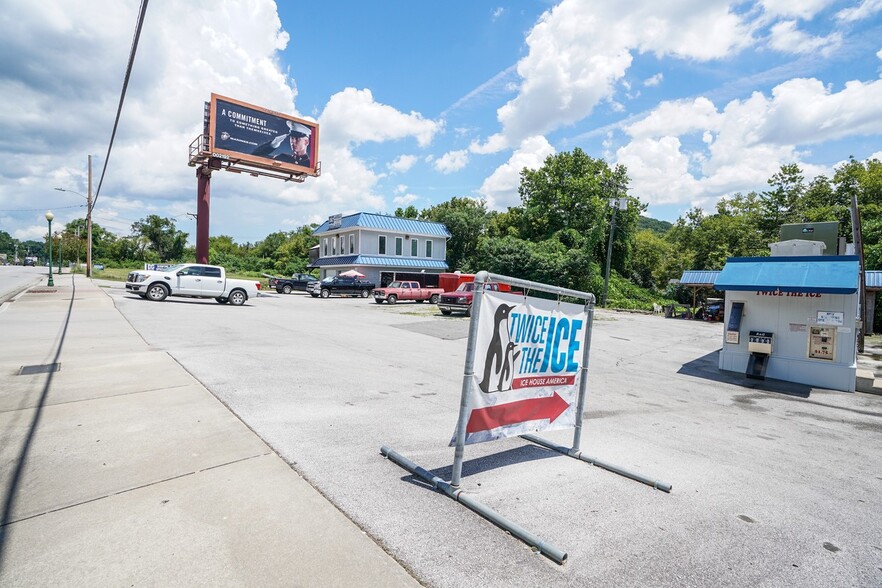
[387,294,398,304]
[375,299,384,304]
[360,289,370,298]
[147,283,169,302]
[282,284,293,294]
[215,297,228,304]
[441,309,452,316]
[311,293,319,298]
[229,290,247,306]
[429,294,440,304]
[416,299,424,303]
[321,289,330,298]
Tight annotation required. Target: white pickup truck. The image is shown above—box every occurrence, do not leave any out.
[125,263,260,306]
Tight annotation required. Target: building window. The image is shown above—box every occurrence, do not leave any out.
[425,239,433,258]
[379,235,386,255]
[339,236,345,255]
[323,238,328,257]
[332,237,337,255]
[411,238,418,256]
[395,237,403,256]
[349,234,355,254]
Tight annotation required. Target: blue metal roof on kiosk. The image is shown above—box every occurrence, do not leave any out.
[867,270,882,290]
[314,212,451,237]
[714,255,860,294]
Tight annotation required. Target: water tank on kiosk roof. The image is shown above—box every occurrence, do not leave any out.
[769,239,826,257]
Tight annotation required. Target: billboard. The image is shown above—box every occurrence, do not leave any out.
[208,93,319,177]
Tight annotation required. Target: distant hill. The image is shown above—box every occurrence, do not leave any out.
[638,216,673,234]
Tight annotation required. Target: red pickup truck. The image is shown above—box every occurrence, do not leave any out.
[372,281,445,304]
[437,281,510,316]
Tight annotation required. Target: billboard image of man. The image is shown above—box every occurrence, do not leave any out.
[252,120,311,167]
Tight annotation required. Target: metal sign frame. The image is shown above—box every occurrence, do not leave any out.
[381,271,671,564]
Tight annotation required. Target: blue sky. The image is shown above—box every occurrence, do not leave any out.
[1,0,881,244]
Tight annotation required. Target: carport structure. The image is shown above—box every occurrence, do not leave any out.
[678,270,721,314]
[867,270,881,334]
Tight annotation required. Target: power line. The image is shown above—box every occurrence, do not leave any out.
[93,0,149,209]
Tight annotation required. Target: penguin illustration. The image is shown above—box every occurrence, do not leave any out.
[498,341,521,392]
[478,303,516,394]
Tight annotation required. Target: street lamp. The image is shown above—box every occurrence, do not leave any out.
[54,186,92,277]
[45,210,54,286]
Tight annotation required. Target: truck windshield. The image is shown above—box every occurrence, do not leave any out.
[387,281,401,288]
[457,282,476,292]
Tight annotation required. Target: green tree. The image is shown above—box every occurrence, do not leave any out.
[760,163,805,239]
[420,197,488,272]
[131,215,188,262]
[394,205,419,219]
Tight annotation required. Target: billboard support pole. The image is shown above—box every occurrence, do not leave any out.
[196,165,211,264]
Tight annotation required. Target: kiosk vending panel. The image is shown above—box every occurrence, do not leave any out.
[747,331,773,380]
[808,326,836,360]
[748,331,773,355]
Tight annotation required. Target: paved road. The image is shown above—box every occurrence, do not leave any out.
[104,285,882,587]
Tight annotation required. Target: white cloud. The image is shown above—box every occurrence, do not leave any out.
[388,154,418,173]
[616,136,703,204]
[394,184,407,194]
[393,193,419,206]
[836,0,882,22]
[488,0,752,147]
[434,149,469,174]
[760,0,835,20]
[492,7,505,21]
[768,21,841,56]
[319,87,441,148]
[478,136,555,210]
[618,75,882,207]
[625,97,722,139]
[644,73,663,87]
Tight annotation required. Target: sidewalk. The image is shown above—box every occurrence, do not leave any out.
[857,333,882,394]
[0,274,418,586]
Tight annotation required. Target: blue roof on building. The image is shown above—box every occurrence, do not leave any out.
[314,212,451,237]
[867,270,882,290]
[310,255,448,270]
[714,256,860,294]
[679,270,721,286]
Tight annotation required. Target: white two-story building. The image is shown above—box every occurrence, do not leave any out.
[310,212,451,285]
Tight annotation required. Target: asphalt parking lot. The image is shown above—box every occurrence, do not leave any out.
[100,286,882,587]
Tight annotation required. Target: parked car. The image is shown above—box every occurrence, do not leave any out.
[307,276,375,298]
[437,281,510,316]
[372,281,445,304]
[270,272,315,294]
[705,299,724,322]
[23,257,36,266]
[125,263,260,306]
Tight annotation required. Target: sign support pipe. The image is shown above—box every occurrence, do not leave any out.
[450,270,489,489]
[520,433,671,492]
[380,445,567,565]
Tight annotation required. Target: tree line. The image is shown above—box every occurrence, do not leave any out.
[3,150,879,319]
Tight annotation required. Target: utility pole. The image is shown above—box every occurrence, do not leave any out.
[602,181,627,308]
[850,191,866,352]
[87,154,93,278]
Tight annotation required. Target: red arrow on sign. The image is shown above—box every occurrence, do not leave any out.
[466,392,570,434]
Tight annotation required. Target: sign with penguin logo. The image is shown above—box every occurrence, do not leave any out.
[452,290,589,445]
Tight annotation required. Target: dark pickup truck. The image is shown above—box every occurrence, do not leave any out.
[307,276,376,298]
[268,273,315,294]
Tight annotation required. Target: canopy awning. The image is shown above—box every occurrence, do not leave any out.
[714,255,859,294]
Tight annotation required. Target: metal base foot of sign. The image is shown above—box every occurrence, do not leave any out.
[380,445,568,565]
[520,434,672,493]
